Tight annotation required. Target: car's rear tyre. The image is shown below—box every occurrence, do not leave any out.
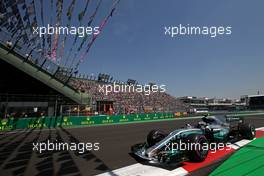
[239,123,255,140]
[147,130,167,147]
[186,134,209,162]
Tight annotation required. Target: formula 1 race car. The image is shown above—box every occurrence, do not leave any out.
[131,115,255,164]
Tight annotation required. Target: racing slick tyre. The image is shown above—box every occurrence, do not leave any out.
[186,134,209,162]
[147,130,167,147]
[239,123,256,140]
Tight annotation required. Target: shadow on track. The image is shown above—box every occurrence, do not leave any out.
[34,128,81,176]
[59,127,119,176]
[0,128,35,168]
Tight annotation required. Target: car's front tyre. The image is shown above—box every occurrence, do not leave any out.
[147,130,167,147]
[186,134,209,162]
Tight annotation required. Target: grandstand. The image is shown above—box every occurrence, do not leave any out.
[68,78,187,114]
[241,94,264,110]
[0,32,187,117]
[0,44,187,117]
[0,0,188,118]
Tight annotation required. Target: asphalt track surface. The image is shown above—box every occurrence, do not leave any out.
[0,115,263,176]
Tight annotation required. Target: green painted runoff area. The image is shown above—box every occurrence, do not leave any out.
[210,136,264,176]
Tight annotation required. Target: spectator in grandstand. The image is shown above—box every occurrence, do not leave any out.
[6,40,12,48]
[25,53,35,64]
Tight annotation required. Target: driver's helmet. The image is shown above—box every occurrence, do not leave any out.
[185,123,192,128]
[202,115,217,124]
[197,121,207,129]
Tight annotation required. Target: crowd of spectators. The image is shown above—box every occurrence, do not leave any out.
[68,78,188,114]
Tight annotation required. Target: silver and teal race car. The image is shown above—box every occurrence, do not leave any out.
[131,115,255,164]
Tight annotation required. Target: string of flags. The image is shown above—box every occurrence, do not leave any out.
[0,0,121,72]
[46,0,54,59]
[40,0,45,56]
[78,0,120,65]
[71,0,120,70]
[68,0,103,69]
[65,0,91,66]
[59,0,76,66]
[78,0,102,52]
[51,0,63,61]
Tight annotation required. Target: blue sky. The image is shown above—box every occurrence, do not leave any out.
[41,0,264,98]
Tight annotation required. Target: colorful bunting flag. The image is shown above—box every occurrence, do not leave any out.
[51,0,63,60]
[78,0,120,65]
[60,0,76,65]
[78,0,90,22]
[77,0,102,52]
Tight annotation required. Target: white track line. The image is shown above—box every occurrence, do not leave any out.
[96,163,188,176]
[256,127,264,131]
[229,139,252,150]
